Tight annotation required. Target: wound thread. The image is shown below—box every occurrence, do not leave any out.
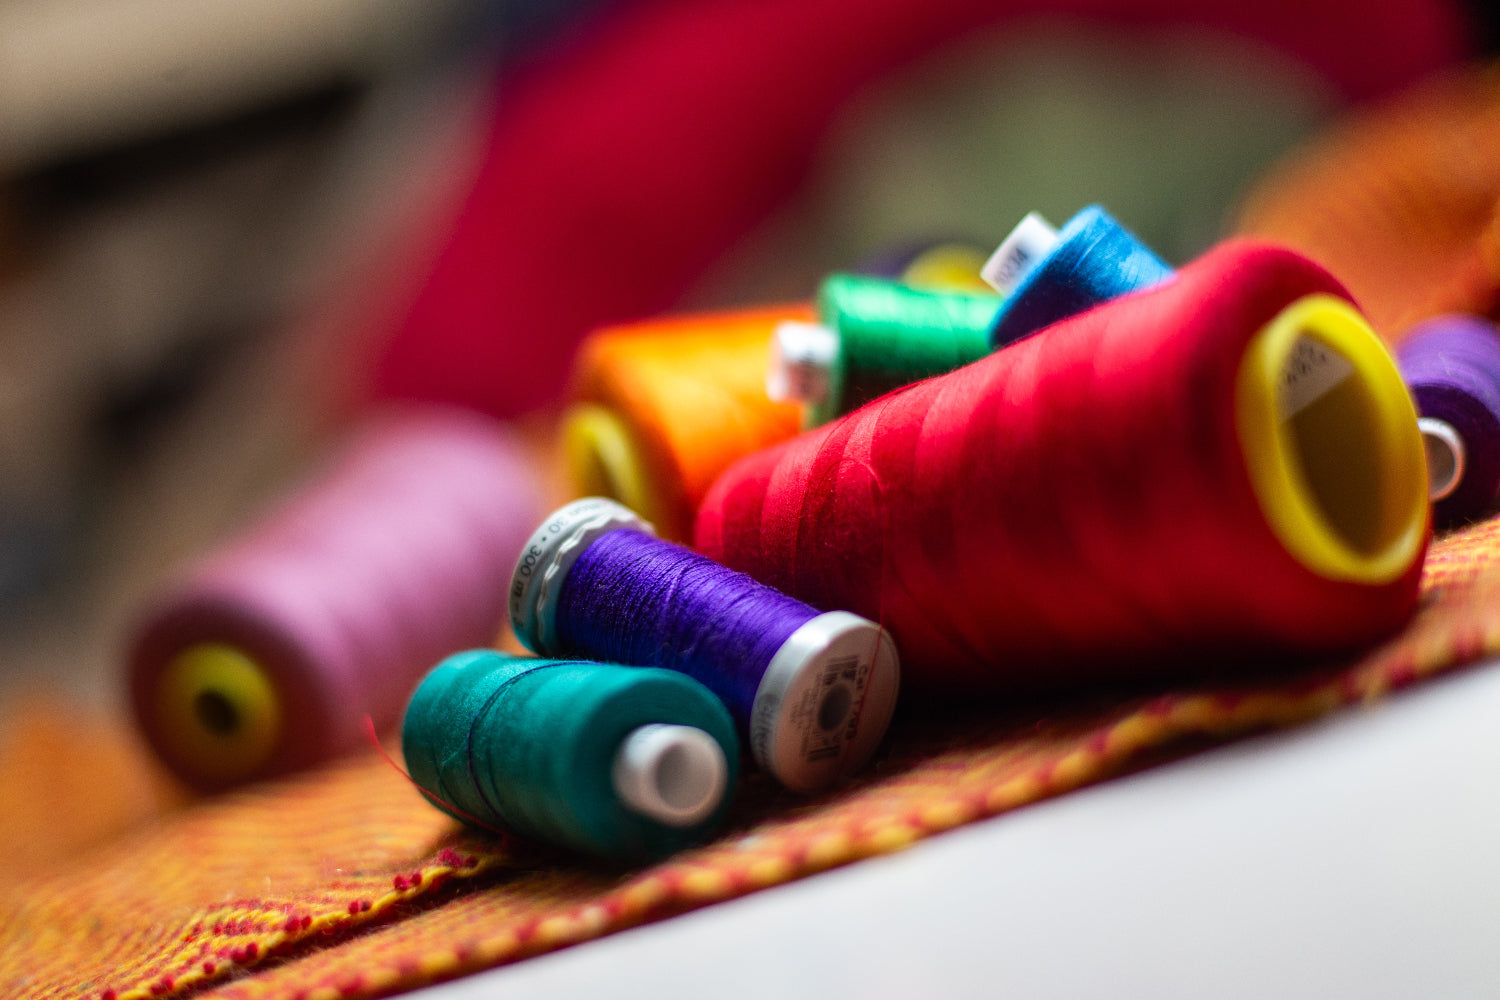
[402,649,738,862]
[698,242,1428,693]
[985,204,1174,348]
[128,407,544,790]
[781,275,1000,427]
[509,498,899,793]
[563,306,806,542]
[560,528,816,713]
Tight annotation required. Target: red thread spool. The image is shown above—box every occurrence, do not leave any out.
[128,407,545,790]
[696,242,1430,693]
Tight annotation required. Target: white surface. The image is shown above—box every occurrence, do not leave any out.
[414,658,1500,1000]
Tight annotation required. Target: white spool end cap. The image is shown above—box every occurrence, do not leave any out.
[981,212,1060,295]
[767,321,839,405]
[1418,417,1466,502]
[510,497,655,655]
[751,610,901,794]
[613,723,730,827]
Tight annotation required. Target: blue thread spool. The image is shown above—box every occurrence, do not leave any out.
[509,497,901,793]
[981,205,1175,348]
[1395,314,1500,528]
[402,649,738,862]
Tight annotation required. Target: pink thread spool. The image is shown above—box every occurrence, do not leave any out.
[127,407,544,790]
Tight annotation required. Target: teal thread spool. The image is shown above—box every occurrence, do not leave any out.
[402,649,739,863]
[768,274,1002,428]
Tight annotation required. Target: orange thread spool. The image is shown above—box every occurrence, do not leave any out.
[562,305,808,541]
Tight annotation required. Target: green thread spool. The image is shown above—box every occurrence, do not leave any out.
[402,650,739,863]
[768,274,1001,428]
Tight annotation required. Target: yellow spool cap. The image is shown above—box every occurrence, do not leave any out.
[155,643,282,783]
[1235,293,1427,584]
[900,243,994,293]
[561,403,661,524]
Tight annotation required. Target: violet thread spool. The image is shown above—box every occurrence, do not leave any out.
[509,497,900,793]
[128,407,545,790]
[1395,314,1500,527]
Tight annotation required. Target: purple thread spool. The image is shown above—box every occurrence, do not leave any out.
[128,406,545,790]
[509,497,901,793]
[1395,315,1500,528]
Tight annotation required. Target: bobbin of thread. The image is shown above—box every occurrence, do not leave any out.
[509,497,900,793]
[403,650,738,861]
[768,276,1001,428]
[699,243,1428,691]
[983,204,1174,348]
[129,407,545,790]
[1395,314,1500,526]
[561,306,806,542]
[510,496,654,656]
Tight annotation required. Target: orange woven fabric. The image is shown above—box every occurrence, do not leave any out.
[3,520,1500,1000]
[0,693,183,883]
[1236,61,1500,340]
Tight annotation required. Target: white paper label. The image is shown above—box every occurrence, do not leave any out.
[1279,336,1354,419]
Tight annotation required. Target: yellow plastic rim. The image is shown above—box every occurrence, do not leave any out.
[1235,294,1427,584]
[155,643,282,783]
[561,403,659,523]
[899,244,992,293]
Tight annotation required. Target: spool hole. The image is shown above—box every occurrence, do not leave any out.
[1280,334,1398,557]
[154,642,283,784]
[1238,294,1426,585]
[194,689,240,736]
[613,723,727,827]
[817,684,853,733]
[1418,417,1465,501]
[653,743,715,813]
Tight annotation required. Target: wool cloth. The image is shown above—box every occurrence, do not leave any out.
[2,522,1499,1000]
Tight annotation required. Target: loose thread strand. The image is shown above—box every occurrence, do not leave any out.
[362,714,510,838]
